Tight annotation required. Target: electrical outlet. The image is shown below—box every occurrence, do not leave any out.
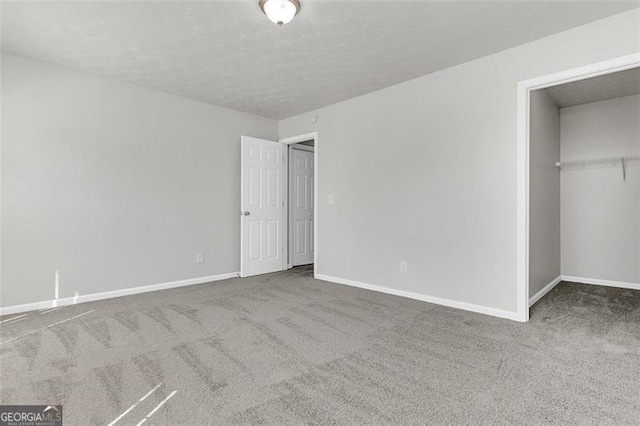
[400,261,408,274]
[328,195,334,205]
[196,253,204,264]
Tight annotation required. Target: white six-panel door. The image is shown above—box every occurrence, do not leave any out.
[240,136,284,277]
[292,149,314,266]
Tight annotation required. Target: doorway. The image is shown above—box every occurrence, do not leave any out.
[240,132,318,278]
[281,132,318,273]
[287,141,315,268]
[516,54,640,322]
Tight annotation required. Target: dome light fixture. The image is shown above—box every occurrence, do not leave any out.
[259,0,300,27]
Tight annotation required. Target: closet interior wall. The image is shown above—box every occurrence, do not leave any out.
[530,78,640,300]
[560,94,640,284]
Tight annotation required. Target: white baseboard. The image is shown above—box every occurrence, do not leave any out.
[315,274,521,322]
[529,275,562,307]
[0,272,240,316]
[561,275,640,291]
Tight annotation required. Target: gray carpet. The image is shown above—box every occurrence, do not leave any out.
[1,266,639,425]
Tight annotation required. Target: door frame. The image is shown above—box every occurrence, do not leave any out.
[280,132,319,276]
[288,144,315,268]
[515,53,639,322]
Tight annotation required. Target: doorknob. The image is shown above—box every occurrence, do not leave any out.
[242,211,250,216]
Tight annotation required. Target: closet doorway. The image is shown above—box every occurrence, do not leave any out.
[287,141,315,267]
[281,132,318,272]
[517,54,640,322]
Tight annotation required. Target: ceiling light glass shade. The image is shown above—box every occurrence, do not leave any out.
[259,0,300,27]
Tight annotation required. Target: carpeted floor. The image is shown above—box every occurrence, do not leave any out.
[1,266,639,425]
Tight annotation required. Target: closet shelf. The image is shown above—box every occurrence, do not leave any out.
[555,154,640,181]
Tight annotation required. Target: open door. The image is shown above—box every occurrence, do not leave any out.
[240,136,284,277]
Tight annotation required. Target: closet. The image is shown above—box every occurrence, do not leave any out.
[529,67,640,303]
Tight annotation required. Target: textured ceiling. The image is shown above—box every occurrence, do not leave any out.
[1,1,638,119]
[545,67,640,108]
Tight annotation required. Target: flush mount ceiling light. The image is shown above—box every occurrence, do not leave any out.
[259,0,300,27]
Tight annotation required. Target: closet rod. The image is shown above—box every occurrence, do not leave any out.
[555,155,639,168]
[555,154,640,181]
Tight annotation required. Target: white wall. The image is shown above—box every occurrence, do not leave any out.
[529,91,561,298]
[1,53,277,308]
[279,10,639,316]
[561,94,640,284]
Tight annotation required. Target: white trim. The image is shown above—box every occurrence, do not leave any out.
[316,274,520,321]
[279,132,317,145]
[529,275,562,307]
[0,272,239,316]
[240,137,247,277]
[516,78,531,322]
[516,53,640,323]
[561,275,640,291]
[280,142,288,272]
[279,132,319,277]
